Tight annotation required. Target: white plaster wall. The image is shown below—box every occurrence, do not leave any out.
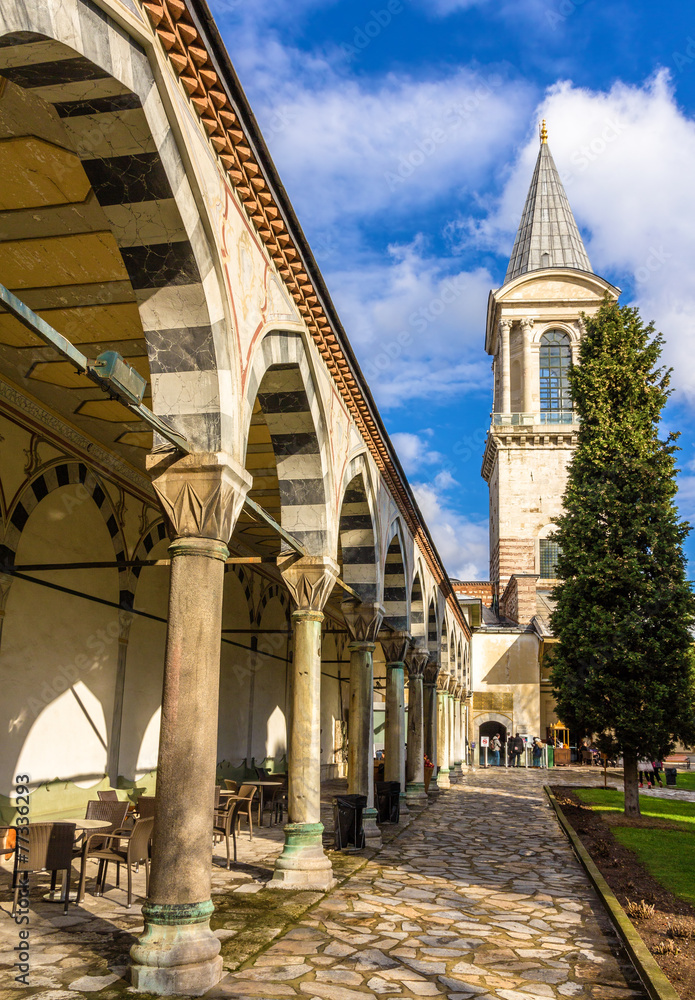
[1,488,119,793]
[470,631,541,737]
[119,536,170,780]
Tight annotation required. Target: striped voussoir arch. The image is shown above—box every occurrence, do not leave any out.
[226,563,253,625]
[439,619,449,673]
[2,461,128,601]
[382,527,408,631]
[450,631,457,679]
[256,582,289,626]
[338,469,378,604]
[0,1,223,451]
[427,599,438,655]
[247,333,331,556]
[410,573,425,644]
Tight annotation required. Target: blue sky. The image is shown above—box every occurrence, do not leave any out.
[211,0,695,578]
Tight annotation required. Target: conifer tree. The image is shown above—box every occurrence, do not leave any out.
[550,298,695,816]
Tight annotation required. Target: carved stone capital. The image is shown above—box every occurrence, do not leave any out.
[278,555,339,612]
[147,452,252,543]
[436,671,450,692]
[499,318,512,334]
[424,654,440,686]
[520,317,535,333]
[379,630,411,666]
[341,599,385,643]
[118,609,135,644]
[405,642,429,679]
[447,676,459,695]
[576,317,587,336]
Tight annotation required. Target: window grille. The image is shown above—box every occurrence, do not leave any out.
[539,538,560,578]
[539,330,572,414]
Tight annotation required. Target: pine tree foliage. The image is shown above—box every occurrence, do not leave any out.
[550,299,695,769]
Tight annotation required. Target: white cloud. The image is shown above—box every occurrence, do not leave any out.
[389,432,443,474]
[412,480,489,579]
[330,242,493,406]
[461,71,695,402]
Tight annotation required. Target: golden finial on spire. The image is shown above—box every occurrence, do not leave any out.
[540,119,548,144]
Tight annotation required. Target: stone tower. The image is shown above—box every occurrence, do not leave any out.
[482,123,620,617]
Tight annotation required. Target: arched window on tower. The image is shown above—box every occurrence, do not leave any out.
[539,330,572,423]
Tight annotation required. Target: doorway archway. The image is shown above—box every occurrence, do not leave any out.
[479,720,508,765]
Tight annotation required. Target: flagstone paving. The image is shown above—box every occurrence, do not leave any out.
[0,768,648,999]
[210,768,646,1000]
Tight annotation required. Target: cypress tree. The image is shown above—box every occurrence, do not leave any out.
[550,298,695,816]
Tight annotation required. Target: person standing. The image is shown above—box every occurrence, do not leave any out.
[490,733,501,766]
[651,758,664,787]
[532,738,543,767]
[510,733,524,767]
[638,758,654,789]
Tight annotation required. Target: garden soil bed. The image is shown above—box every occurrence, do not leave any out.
[552,785,695,999]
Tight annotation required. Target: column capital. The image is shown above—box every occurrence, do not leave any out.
[498,318,512,332]
[379,630,411,666]
[278,555,339,612]
[423,654,440,687]
[147,452,252,543]
[520,317,535,332]
[341,598,385,643]
[405,643,429,678]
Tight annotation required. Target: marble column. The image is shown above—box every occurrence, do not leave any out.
[500,318,512,415]
[270,556,339,889]
[107,609,134,786]
[130,453,251,997]
[380,630,411,819]
[521,317,535,415]
[447,680,456,778]
[436,675,450,789]
[343,599,385,849]
[453,687,464,775]
[405,643,429,807]
[423,655,440,794]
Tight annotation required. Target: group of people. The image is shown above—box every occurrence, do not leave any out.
[638,758,664,788]
[486,733,545,767]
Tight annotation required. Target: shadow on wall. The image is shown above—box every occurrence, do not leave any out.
[482,633,539,686]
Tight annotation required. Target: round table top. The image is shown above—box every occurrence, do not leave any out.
[61,818,112,831]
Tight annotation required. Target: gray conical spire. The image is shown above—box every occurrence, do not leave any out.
[504,123,592,283]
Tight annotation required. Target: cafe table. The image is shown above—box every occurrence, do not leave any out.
[44,818,112,902]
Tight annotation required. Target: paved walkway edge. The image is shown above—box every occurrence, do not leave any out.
[544,786,681,1000]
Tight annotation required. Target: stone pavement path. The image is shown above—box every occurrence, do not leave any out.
[210,768,646,1000]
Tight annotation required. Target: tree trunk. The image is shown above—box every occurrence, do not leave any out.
[623,753,641,817]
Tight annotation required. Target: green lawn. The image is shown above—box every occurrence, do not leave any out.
[574,787,695,826]
[571,787,695,906]
[669,770,695,791]
[612,827,695,906]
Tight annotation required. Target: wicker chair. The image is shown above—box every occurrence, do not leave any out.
[265,782,287,826]
[78,816,154,907]
[97,789,119,801]
[12,822,76,915]
[213,796,243,869]
[136,796,156,820]
[236,784,257,840]
[223,779,238,793]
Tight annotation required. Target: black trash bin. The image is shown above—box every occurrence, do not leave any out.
[333,794,367,849]
[665,767,677,786]
[376,781,400,824]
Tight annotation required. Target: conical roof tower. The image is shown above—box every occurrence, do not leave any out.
[504,122,592,284]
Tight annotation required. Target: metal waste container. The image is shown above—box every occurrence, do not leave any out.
[665,767,677,786]
[376,781,400,824]
[333,794,367,849]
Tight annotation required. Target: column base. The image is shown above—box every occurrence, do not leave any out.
[129,903,222,997]
[269,823,336,891]
[450,762,463,780]
[436,767,451,790]
[405,782,428,807]
[363,807,382,849]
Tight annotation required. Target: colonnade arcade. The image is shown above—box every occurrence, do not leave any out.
[0,0,471,993]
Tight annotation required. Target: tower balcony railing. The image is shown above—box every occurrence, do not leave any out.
[492,410,578,427]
